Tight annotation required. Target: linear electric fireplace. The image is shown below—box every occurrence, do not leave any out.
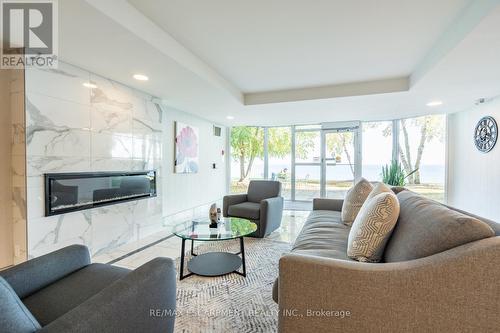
[44,171,157,216]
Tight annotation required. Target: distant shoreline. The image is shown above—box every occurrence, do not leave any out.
[231,164,445,183]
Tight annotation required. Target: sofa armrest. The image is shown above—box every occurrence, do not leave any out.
[223,194,248,216]
[278,236,500,333]
[0,245,90,298]
[39,257,177,333]
[259,197,284,236]
[312,198,343,211]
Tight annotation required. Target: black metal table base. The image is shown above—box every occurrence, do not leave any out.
[179,237,247,280]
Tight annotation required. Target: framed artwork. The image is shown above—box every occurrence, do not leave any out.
[175,121,199,173]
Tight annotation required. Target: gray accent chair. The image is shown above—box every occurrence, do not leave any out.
[0,245,176,333]
[223,180,284,238]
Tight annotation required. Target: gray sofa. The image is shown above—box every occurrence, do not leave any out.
[274,190,500,332]
[0,245,176,333]
[223,180,284,238]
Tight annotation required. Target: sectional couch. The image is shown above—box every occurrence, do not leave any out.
[274,189,500,332]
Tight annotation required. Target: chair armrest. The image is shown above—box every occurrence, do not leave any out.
[223,194,248,216]
[0,245,90,298]
[312,198,343,211]
[278,236,500,333]
[259,197,284,236]
[40,257,177,333]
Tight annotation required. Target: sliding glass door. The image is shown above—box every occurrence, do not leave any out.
[322,130,358,199]
[292,123,360,201]
[293,128,322,201]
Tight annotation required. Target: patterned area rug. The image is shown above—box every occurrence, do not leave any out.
[174,238,291,333]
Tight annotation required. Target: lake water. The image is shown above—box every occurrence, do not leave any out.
[231,163,445,183]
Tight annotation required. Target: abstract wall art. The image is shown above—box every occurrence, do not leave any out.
[175,121,200,173]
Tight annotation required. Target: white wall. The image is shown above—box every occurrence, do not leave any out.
[448,96,500,221]
[162,107,226,217]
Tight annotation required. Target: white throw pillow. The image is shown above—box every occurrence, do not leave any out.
[347,192,400,262]
[341,178,373,226]
[366,182,392,202]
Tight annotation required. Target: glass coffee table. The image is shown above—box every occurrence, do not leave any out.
[172,217,257,280]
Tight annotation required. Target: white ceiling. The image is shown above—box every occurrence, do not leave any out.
[129,0,469,93]
[57,0,500,126]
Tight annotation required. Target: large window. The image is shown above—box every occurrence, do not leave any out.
[268,127,292,199]
[397,115,446,202]
[230,127,264,194]
[362,121,393,181]
[325,131,356,199]
[294,130,321,201]
[295,165,321,200]
[229,116,446,203]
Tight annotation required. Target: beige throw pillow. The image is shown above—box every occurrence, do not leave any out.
[347,192,400,262]
[366,182,392,202]
[341,178,373,225]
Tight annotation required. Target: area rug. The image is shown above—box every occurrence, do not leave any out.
[174,238,291,333]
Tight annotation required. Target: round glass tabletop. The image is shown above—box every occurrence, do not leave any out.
[172,217,257,241]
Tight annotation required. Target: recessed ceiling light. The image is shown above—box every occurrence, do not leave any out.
[83,82,97,89]
[426,100,443,107]
[133,74,149,81]
[226,116,234,120]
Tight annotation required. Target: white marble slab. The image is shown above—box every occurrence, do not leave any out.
[91,157,133,172]
[132,136,162,160]
[27,156,91,178]
[91,202,137,256]
[26,186,45,219]
[28,211,92,258]
[91,104,132,135]
[90,74,135,105]
[28,128,91,157]
[26,93,91,130]
[25,63,91,105]
[91,132,133,159]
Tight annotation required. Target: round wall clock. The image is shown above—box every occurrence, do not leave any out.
[474,116,498,153]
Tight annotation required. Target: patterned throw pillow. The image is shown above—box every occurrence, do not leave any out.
[347,192,400,262]
[341,178,373,226]
[366,182,392,202]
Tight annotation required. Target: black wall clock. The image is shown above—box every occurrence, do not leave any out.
[474,116,498,153]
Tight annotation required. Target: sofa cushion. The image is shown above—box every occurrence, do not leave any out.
[341,178,373,226]
[228,202,260,220]
[247,180,281,203]
[0,277,41,333]
[22,263,130,326]
[292,210,351,260]
[384,191,495,262]
[348,192,400,262]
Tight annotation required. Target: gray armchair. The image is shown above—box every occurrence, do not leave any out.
[224,180,284,238]
[0,245,176,333]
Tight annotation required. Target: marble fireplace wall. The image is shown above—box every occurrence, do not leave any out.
[25,62,164,258]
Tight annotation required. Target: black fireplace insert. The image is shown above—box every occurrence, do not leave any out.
[44,171,157,216]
